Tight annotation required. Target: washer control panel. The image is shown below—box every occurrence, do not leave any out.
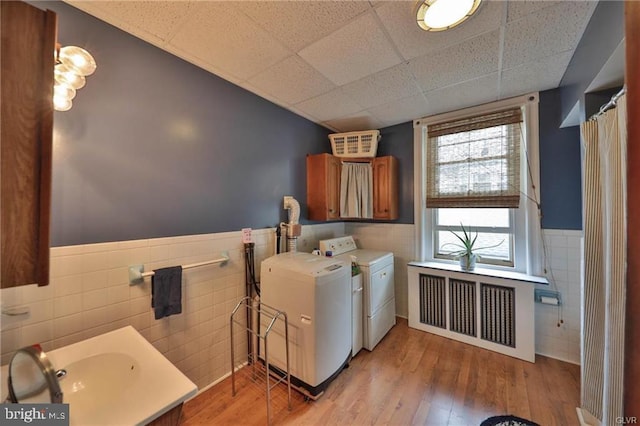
[318,236,357,256]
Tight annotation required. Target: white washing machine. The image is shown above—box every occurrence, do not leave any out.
[260,252,351,398]
[319,236,396,351]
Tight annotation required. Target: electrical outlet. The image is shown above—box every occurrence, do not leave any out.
[242,228,252,243]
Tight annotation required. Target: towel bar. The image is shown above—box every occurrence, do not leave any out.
[128,251,229,285]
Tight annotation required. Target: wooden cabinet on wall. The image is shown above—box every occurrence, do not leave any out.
[1,1,56,288]
[307,153,341,221]
[373,156,398,220]
[306,153,398,221]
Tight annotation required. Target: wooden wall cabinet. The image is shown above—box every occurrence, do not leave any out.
[1,1,56,288]
[307,153,341,221]
[373,156,398,220]
[306,153,398,221]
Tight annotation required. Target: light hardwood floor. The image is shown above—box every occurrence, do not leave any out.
[181,318,580,425]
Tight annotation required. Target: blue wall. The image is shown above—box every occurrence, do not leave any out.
[41,2,330,246]
[538,89,583,230]
[559,0,624,123]
[42,1,587,247]
[378,122,414,224]
[585,86,624,118]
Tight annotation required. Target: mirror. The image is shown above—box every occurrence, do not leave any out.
[6,345,62,403]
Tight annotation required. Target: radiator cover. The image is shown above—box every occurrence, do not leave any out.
[408,263,539,362]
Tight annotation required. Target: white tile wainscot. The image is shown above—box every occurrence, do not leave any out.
[536,229,582,364]
[407,262,548,363]
[0,223,345,393]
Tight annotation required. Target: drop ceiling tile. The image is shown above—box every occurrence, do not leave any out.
[69,1,198,44]
[368,93,430,128]
[66,2,160,47]
[234,1,371,52]
[66,1,111,18]
[168,2,291,81]
[506,1,563,22]
[66,0,597,133]
[408,30,500,92]
[67,1,104,9]
[298,11,402,86]
[66,1,108,16]
[421,74,499,118]
[324,112,385,133]
[294,89,363,122]
[375,0,503,61]
[503,1,597,70]
[341,63,421,110]
[500,51,573,99]
[247,55,336,106]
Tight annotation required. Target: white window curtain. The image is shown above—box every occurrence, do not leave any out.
[340,162,372,219]
[580,93,627,425]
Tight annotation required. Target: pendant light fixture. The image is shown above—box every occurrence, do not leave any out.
[416,0,482,32]
[53,44,96,111]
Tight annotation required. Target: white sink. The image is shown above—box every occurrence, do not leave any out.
[2,326,197,425]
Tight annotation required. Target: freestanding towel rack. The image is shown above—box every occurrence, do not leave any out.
[128,251,229,285]
[230,296,292,425]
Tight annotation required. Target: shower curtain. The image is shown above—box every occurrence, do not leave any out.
[340,162,372,219]
[580,94,627,425]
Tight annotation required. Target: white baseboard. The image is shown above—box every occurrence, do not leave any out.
[576,407,601,426]
[535,349,581,366]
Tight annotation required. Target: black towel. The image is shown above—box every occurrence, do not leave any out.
[151,266,183,320]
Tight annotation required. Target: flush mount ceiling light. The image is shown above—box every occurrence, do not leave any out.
[53,44,97,111]
[416,0,482,32]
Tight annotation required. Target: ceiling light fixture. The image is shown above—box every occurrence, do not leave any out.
[53,44,96,111]
[416,0,482,32]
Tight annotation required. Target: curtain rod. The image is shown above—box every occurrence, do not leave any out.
[589,86,626,121]
[341,158,373,164]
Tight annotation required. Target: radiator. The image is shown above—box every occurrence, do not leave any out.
[408,263,538,362]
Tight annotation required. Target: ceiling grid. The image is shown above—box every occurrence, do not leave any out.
[66,0,599,132]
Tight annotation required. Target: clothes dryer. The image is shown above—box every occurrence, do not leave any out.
[319,236,395,351]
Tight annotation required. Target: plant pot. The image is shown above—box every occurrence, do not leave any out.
[459,254,477,271]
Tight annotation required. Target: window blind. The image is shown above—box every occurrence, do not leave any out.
[426,107,522,208]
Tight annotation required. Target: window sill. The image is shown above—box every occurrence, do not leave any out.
[407,260,548,285]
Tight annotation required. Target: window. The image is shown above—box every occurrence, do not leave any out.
[434,208,513,266]
[426,107,522,208]
[413,94,541,274]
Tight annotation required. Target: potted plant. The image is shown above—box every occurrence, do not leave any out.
[443,223,503,271]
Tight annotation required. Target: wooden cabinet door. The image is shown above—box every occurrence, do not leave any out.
[306,153,341,220]
[1,1,56,288]
[325,155,341,219]
[373,156,398,220]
